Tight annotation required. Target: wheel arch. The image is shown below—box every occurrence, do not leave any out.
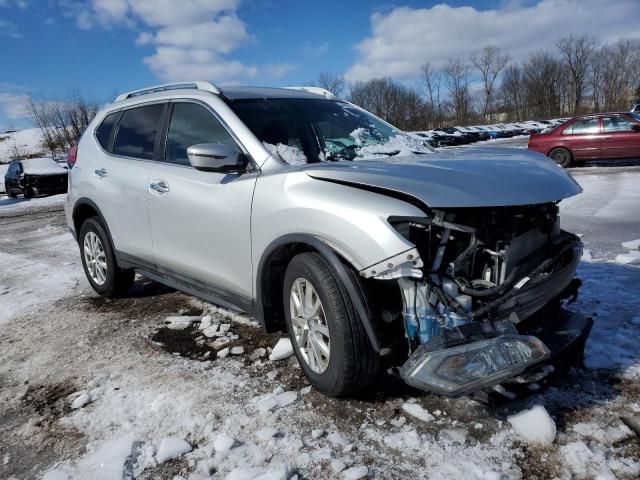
[255,233,381,352]
[71,198,117,254]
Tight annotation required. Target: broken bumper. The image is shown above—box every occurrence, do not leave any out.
[400,308,592,397]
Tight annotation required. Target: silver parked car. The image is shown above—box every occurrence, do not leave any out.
[66,81,590,398]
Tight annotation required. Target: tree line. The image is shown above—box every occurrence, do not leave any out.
[315,34,640,131]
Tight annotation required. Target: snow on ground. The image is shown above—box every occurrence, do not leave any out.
[0,127,45,162]
[1,165,639,479]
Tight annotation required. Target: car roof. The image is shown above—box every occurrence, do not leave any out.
[221,86,333,100]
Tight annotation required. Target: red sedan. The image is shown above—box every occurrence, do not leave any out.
[528,112,640,167]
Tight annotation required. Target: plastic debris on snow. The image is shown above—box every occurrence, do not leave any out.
[342,465,368,479]
[156,437,192,463]
[401,402,435,423]
[507,405,556,445]
[269,338,294,361]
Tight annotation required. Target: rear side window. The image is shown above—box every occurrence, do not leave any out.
[602,116,634,132]
[564,118,598,135]
[113,104,164,160]
[95,112,118,151]
[165,102,237,166]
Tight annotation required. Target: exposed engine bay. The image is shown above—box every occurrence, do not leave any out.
[379,203,590,397]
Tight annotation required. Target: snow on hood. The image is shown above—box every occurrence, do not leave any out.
[21,157,67,175]
[301,147,582,209]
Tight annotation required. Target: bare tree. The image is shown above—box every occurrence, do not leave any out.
[314,72,346,97]
[421,62,443,129]
[500,64,524,121]
[26,92,98,159]
[471,45,510,122]
[522,51,564,119]
[443,58,472,124]
[348,77,425,131]
[557,34,598,115]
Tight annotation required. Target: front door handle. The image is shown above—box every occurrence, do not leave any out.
[149,180,170,194]
[94,168,108,178]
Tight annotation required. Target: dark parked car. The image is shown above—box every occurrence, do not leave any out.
[528,113,640,167]
[4,157,68,198]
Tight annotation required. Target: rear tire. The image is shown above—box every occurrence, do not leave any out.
[283,252,379,397]
[79,217,135,297]
[549,147,573,168]
[23,187,34,198]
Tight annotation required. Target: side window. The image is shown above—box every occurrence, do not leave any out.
[95,112,119,151]
[165,103,237,166]
[564,118,599,135]
[602,116,634,133]
[113,104,164,160]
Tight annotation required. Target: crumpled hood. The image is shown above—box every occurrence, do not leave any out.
[301,147,582,209]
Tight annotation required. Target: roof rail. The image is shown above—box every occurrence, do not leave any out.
[114,81,221,102]
[283,86,337,99]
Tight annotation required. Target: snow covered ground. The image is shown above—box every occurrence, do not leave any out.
[1,166,639,479]
[0,128,45,163]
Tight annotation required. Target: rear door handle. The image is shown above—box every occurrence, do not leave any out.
[94,168,108,178]
[149,180,170,194]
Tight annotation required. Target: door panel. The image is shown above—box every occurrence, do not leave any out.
[601,115,640,158]
[147,101,257,298]
[559,117,602,160]
[92,103,166,260]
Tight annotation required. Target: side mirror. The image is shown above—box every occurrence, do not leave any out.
[187,143,247,173]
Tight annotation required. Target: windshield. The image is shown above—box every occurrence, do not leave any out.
[228,98,432,165]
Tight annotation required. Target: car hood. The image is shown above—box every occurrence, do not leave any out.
[301,148,582,209]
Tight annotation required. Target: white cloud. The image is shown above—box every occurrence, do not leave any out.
[64,0,285,84]
[347,0,640,81]
[0,92,29,119]
[0,19,22,38]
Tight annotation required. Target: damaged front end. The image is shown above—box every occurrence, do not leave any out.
[372,203,591,397]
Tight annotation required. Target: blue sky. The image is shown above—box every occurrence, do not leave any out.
[1,0,639,129]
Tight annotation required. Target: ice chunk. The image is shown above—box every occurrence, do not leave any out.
[165,316,199,330]
[615,250,640,265]
[219,323,231,333]
[384,430,422,450]
[343,465,368,479]
[507,405,556,445]
[210,337,230,350]
[203,325,219,338]
[266,370,278,380]
[269,338,293,361]
[328,432,350,446]
[71,392,91,409]
[214,433,235,452]
[439,428,467,444]
[256,427,279,441]
[250,347,267,360]
[401,402,435,423]
[257,395,279,413]
[217,347,230,358]
[300,385,312,395]
[622,239,640,250]
[199,315,212,330]
[275,391,297,407]
[311,429,324,439]
[156,437,192,463]
[230,346,244,355]
[331,459,346,474]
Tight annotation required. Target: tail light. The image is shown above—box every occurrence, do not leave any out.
[67,145,78,169]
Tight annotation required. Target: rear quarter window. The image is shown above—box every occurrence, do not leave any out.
[113,104,165,160]
[95,112,119,151]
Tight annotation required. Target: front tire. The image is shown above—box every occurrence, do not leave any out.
[549,147,573,168]
[6,184,17,198]
[283,252,379,396]
[79,217,134,297]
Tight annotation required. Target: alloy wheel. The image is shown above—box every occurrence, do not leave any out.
[289,278,331,373]
[83,231,107,285]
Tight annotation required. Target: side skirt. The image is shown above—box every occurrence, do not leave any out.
[115,251,255,316]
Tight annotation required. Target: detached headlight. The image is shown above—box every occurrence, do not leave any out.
[400,335,550,397]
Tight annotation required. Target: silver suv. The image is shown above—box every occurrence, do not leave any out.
[67,81,590,398]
